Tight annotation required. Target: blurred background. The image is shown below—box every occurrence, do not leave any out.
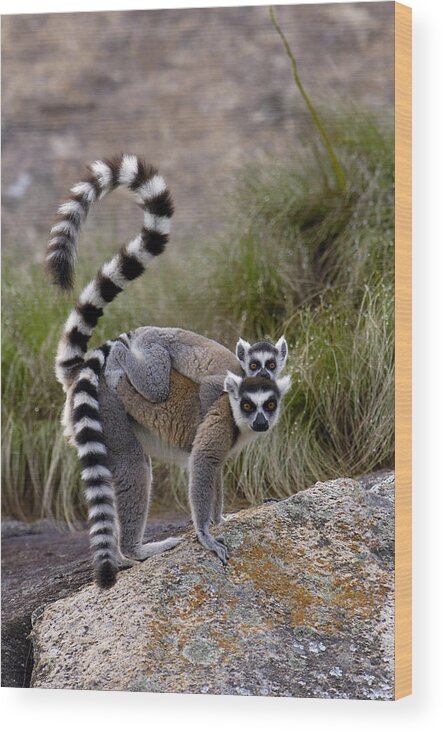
[2,2,394,522]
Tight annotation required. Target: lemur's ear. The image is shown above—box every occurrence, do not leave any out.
[236,337,251,365]
[275,336,288,369]
[276,374,292,397]
[224,371,242,399]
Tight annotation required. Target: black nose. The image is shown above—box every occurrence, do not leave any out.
[258,369,271,379]
[252,413,269,432]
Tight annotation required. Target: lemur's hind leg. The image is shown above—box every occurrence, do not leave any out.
[105,341,171,403]
[111,450,182,561]
[211,467,226,526]
[100,384,182,563]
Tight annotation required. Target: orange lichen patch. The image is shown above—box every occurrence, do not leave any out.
[142,571,250,673]
[340,518,370,543]
[209,629,240,655]
[332,572,388,611]
[208,620,264,657]
[230,531,308,618]
[144,614,172,652]
[174,583,214,622]
[290,584,322,626]
[225,595,240,608]
[228,517,391,636]
[141,504,392,676]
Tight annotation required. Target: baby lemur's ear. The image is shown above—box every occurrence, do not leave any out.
[276,374,292,397]
[236,337,251,366]
[224,371,242,399]
[275,336,288,369]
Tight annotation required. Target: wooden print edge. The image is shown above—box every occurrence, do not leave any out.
[394,1,412,701]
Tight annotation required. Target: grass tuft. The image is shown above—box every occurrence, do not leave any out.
[269,5,347,191]
[1,114,394,521]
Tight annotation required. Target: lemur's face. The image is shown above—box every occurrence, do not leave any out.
[236,336,288,380]
[224,374,292,433]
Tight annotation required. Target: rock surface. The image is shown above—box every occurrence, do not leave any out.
[30,475,394,698]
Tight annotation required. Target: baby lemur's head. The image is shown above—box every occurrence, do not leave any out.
[236,336,288,380]
[224,373,291,434]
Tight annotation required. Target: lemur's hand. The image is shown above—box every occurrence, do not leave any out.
[197,529,230,565]
[104,341,130,390]
[112,340,130,361]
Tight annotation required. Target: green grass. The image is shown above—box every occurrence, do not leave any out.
[1,114,394,522]
[204,114,393,335]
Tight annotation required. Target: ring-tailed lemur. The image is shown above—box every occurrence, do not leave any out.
[47,154,291,588]
[236,337,288,379]
[115,367,290,566]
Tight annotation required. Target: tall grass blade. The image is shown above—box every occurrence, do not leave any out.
[269,5,347,191]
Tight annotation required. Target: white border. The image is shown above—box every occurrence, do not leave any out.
[2,0,443,729]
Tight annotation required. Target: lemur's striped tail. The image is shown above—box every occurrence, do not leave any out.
[71,343,119,589]
[47,154,173,390]
[49,155,173,588]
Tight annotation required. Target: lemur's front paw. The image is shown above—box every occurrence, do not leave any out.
[197,529,230,565]
[106,369,124,390]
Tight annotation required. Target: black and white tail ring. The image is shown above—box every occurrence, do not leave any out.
[48,155,173,588]
[71,344,119,588]
[47,154,173,391]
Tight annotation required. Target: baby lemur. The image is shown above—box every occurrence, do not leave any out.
[47,154,291,588]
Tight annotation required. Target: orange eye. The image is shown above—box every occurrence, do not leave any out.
[242,402,254,413]
[250,363,258,370]
[266,401,276,411]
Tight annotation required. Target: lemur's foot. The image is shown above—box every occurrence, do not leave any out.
[197,529,230,565]
[117,555,138,570]
[125,536,184,561]
[210,514,227,526]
